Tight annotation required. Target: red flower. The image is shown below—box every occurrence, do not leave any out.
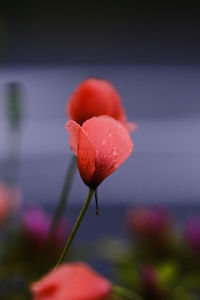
[31,262,112,300]
[67,78,136,131]
[66,116,133,188]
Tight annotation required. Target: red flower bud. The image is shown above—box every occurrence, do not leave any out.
[31,262,111,300]
[66,116,133,188]
[67,78,136,131]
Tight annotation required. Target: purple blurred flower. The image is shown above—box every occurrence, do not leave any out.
[22,207,68,252]
[140,266,165,300]
[184,218,200,251]
[127,207,171,240]
[141,266,158,290]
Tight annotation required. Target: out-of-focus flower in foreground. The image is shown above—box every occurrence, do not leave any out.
[21,207,68,252]
[31,262,111,300]
[66,116,133,189]
[184,218,200,252]
[127,207,171,241]
[67,77,136,131]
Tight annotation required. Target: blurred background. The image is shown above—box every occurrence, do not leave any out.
[1,1,200,205]
[0,2,200,298]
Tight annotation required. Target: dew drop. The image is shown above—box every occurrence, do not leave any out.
[112,150,118,156]
[101,140,106,145]
[108,133,112,137]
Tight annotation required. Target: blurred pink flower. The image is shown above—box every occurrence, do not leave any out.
[140,266,165,300]
[22,207,68,251]
[141,266,159,290]
[31,262,111,300]
[127,207,171,240]
[184,218,200,251]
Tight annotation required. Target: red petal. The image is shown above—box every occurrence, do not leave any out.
[82,116,133,187]
[31,262,111,300]
[65,120,81,154]
[126,121,138,132]
[77,129,96,186]
[67,78,125,125]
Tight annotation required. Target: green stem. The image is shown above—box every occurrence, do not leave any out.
[5,130,20,186]
[55,188,94,269]
[48,155,77,241]
[112,285,142,300]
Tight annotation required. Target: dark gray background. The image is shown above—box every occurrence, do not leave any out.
[1,1,200,65]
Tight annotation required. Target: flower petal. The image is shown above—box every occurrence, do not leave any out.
[31,262,111,300]
[67,78,126,125]
[66,120,81,154]
[126,121,138,132]
[82,116,133,187]
[77,128,96,186]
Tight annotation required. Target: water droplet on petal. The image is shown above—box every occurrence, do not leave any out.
[112,150,118,156]
[101,140,106,145]
[101,161,105,170]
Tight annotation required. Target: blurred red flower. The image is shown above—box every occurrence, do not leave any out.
[66,116,133,188]
[127,207,171,240]
[67,78,136,131]
[31,262,111,300]
[0,183,11,225]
